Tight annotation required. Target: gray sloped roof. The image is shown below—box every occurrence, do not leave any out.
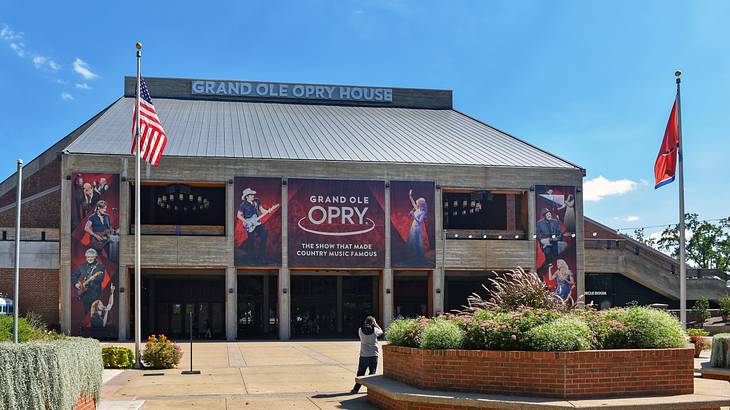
[65,97,579,169]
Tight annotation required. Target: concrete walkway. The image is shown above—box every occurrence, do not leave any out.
[99,341,376,409]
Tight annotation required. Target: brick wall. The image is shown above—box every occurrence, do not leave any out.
[383,345,694,399]
[0,158,61,228]
[72,395,96,410]
[0,268,59,326]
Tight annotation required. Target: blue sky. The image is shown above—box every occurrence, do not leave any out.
[1,1,728,236]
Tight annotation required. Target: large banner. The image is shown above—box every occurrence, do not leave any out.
[390,181,436,268]
[70,173,119,339]
[534,185,577,304]
[234,177,282,266]
[288,178,385,268]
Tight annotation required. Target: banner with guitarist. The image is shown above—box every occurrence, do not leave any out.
[70,173,119,339]
[234,177,282,267]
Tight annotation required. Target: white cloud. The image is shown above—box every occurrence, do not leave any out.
[583,176,638,202]
[9,42,25,57]
[61,92,74,101]
[72,58,98,80]
[48,60,61,70]
[75,82,92,90]
[626,216,640,222]
[0,24,23,41]
[32,55,46,67]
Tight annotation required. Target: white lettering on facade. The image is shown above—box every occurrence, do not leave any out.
[191,80,393,103]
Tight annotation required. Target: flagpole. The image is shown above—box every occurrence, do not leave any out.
[12,159,23,343]
[675,70,687,329]
[134,42,143,368]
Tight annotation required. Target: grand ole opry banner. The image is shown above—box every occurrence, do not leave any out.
[287,178,385,268]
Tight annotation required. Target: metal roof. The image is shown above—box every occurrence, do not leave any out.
[65,97,579,169]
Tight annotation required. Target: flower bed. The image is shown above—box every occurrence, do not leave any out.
[383,344,694,398]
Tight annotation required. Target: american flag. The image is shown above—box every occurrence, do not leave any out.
[131,78,167,166]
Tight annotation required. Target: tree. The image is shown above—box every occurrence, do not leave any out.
[652,213,730,271]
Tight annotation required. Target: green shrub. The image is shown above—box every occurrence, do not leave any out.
[692,297,711,322]
[386,318,426,347]
[102,346,134,369]
[604,306,687,349]
[525,317,593,351]
[0,315,47,342]
[687,328,709,337]
[0,337,102,410]
[719,296,730,318]
[574,309,630,349]
[142,334,182,369]
[460,307,559,350]
[420,319,463,349]
[24,311,46,330]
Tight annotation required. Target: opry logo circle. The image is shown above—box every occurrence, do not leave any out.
[298,195,374,236]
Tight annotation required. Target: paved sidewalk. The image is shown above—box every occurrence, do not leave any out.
[99,340,377,409]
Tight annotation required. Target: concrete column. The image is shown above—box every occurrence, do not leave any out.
[225,180,237,341]
[118,170,129,340]
[528,189,537,272]
[575,185,585,306]
[383,182,393,328]
[59,159,71,335]
[279,181,290,340]
[433,185,444,315]
[225,266,237,341]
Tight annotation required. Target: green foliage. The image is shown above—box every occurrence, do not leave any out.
[142,334,182,369]
[525,317,593,351]
[385,318,427,347]
[0,315,47,342]
[687,328,710,337]
[460,268,566,312]
[603,306,688,349]
[458,307,559,350]
[574,309,630,349]
[654,213,730,271]
[719,295,730,318]
[692,297,711,322]
[102,346,134,369]
[23,311,46,330]
[419,318,463,349]
[0,337,102,410]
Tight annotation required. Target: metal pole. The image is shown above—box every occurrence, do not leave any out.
[12,159,23,343]
[134,43,143,367]
[181,310,199,374]
[675,70,687,329]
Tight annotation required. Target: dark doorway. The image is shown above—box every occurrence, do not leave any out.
[444,272,494,313]
[291,274,379,338]
[237,274,278,339]
[394,272,429,319]
[138,274,225,340]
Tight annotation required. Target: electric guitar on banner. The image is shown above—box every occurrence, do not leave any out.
[235,204,280,247]
[76,270,104,297]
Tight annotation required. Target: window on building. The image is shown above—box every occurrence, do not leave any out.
[130,183,226,235]
[442,190,527,237]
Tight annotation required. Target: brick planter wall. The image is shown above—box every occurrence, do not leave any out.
[72,395,95,410]
[383,345,694,398]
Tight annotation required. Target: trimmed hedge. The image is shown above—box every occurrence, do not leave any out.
[102,346,134,369]
[0,337,103,410]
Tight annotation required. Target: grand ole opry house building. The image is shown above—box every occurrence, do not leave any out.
[0,76,724,341]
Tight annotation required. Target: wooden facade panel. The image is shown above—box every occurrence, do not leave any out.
[444,240,532,270]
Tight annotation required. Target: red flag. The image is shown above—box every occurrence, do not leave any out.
[654,98,679,189]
